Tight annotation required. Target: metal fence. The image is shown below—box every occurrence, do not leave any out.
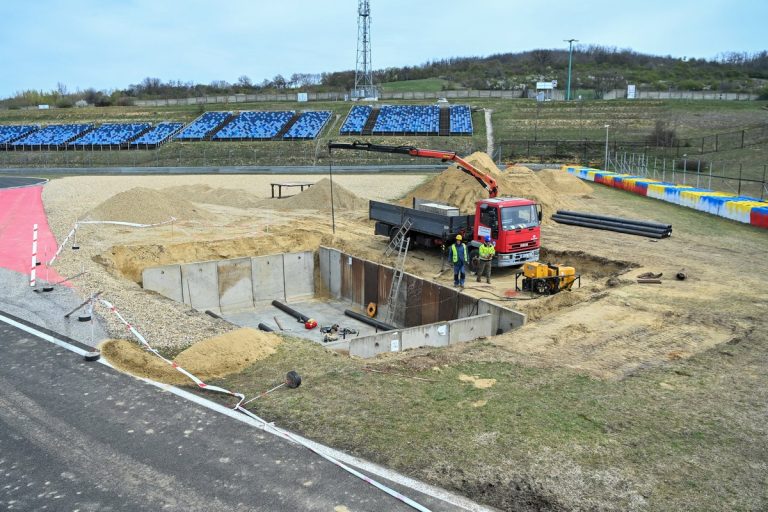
[609,152,768,200]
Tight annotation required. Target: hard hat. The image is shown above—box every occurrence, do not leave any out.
[304,318,318,329]
[484,235,491,242]
[456,234,463,241]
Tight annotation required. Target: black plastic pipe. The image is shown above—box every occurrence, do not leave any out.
[551,215,666,238]
[257,323,274,332]
[553,213,671,236]
[556,210,672,231]
[344,309,397,332]
[271,300,310,323]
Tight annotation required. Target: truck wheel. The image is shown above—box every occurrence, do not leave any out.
[469,249,480,273]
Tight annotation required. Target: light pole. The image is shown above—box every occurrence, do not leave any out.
[604,124,610,171]
[564,38,578,101]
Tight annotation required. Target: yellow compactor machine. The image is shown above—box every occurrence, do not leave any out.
[517,262,580,295]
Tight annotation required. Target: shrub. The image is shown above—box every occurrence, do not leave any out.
[647,120,678,147]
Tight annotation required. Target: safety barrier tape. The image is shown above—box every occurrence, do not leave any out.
[98,298,432,512]
[47,218,176,266]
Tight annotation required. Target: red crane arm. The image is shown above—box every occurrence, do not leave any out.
[328,141,499,198]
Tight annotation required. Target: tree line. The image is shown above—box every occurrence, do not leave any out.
[2,46,767,108]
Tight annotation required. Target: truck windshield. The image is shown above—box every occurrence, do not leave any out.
[501,205,538,229]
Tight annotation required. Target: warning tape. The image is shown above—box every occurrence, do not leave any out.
[98,298,431,512]
[47,218,176,266]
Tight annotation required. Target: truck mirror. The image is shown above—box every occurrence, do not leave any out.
[537,205,543,221]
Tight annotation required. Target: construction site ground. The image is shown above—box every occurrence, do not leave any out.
[36,161,768,511]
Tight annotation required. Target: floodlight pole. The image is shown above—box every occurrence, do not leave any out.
[604,124,610,171]
[565,38,578,101]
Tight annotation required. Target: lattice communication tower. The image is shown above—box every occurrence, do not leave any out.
[353,0,376,99]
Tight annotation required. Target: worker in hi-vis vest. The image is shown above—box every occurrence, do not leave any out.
[451,234,468,287]
[476,235,495,284]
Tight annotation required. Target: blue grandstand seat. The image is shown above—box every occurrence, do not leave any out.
[0,125,39,144]
[283,111,331,139]
[175,112,232,140]
[339,105,373,135]
[11,124,93,147]
[449,105,473,135]
[372,105,440,135]
[69,123,150,147]
[130,122,185,147]
[213,111,294,140]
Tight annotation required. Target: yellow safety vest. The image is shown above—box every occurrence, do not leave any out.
[451,243,468,263]
[479,243,495,260]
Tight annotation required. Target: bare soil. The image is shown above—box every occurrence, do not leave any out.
[40,163,768,511]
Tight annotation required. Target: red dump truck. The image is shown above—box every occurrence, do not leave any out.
[328,142,542,268]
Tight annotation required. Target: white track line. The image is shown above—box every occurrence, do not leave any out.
[0,313,494,512]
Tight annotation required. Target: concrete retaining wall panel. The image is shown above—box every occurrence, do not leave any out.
[252,254,285,303]
[283,251,314,301]
[401,322,449,350]
[438,287,459,321]
[217,258,253,313]
[478,299,526,334]
[403,274,422,327]
[181,261,219,311]
[421,281,440,324]
[457,293,477,318]
[363,260,379,306]
[449,314,493,344]
[340,253,353,301]
[142,265,182,303]
[351,257,364,306]
[328,249,341,298]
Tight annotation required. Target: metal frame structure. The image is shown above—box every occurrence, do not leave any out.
[353,0,376,99]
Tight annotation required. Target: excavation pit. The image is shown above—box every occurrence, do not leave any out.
[142,247,525,358]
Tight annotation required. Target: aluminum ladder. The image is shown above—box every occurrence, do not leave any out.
[384,218,413,258]
[384,229,410,325]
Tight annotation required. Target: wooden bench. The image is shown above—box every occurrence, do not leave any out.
[270,181,314,199]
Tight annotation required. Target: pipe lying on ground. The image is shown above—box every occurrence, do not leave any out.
[553,212,671,236]
[271,300,310,323]
[257,323,275,332]
[552,215,668,239]
[557,210,672,232]
[344,309,397,332]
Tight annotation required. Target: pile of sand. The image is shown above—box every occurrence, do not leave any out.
[261,178,368,210]
[162,184,262,209]
[85,187,210,224]
[403,152,567,216]
[537,168,593,195]
[101,327,282,385]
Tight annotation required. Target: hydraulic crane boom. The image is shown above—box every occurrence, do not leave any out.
[328,141,499,198]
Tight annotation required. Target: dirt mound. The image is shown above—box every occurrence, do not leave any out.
[538,169,593,195]
[261,178,368,211]
[403,152,567,217]
[101,327,282,385]
[162,184,262,209]
[85,187,210,224]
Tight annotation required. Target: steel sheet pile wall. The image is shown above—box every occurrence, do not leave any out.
[317,246,525,358]
[562,165,768,228]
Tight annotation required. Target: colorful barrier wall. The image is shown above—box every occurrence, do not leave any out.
[561,165,768,229]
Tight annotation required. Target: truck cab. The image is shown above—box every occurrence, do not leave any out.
[471,197,541,267]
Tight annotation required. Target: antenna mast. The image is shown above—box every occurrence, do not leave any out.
[354,0,376,99]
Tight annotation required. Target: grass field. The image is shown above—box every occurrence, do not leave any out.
[0,99,765,178]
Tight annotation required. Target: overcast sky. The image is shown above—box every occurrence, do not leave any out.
[0,0,765,98]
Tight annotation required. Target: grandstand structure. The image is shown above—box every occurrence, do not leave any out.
[0,104,469,151]
[339,104,473,136]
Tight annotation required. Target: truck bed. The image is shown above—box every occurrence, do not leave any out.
[369,200,473,240]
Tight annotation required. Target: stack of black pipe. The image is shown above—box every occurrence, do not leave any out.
[552,210,672,238]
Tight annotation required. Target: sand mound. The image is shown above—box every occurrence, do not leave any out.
[101,327,281,385]
[85,187,210,224]
[403,152,566,217]
[262,178,368,210]
[162,184,262,209]
[538,169,593,195]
